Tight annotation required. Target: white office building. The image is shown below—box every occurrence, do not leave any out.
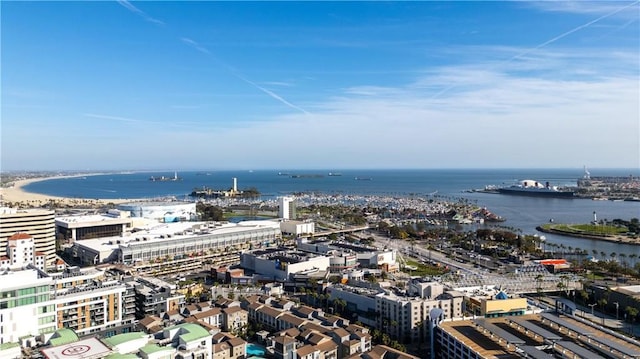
[278,197,296,220]
[280,220,315,236]
[240,248,330,281]
[72,220,282,265]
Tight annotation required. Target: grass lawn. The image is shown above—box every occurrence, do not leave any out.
[402,259,449,276]
[541,223,628,236]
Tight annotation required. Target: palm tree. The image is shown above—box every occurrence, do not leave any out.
[535,274,544,298]
[619,253,628,270]
[598,298,608,316]
[629,253,638,266]
[625,306,638,334]
[574,247,583,265]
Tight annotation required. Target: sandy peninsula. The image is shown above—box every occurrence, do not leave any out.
[0,174,134,208]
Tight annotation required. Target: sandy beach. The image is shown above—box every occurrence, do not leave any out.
[0,174,132,208]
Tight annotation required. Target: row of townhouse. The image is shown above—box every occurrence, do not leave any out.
[136,296,249,335]
[244,295,374,359]
[270,321,413,359]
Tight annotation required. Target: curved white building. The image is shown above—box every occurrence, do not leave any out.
[0,208,55,268]
[117,201,196,222]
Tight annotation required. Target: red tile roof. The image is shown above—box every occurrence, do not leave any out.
[8,233,31,240]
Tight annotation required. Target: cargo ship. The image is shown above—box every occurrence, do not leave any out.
[149,171,182,182]
[497,180,574,198]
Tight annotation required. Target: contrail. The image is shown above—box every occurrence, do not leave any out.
[117,0,164,26]
[181,38,211,55]
[84,113,147,124]
[507,0,640,63]
[432,0,639,100]
[117,2,309,115]
[235,74,310,115]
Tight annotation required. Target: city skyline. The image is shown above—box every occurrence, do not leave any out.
[2,1,639,171]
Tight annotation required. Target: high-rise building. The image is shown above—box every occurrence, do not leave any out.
[0,208,56,268]
[278,197,296,220]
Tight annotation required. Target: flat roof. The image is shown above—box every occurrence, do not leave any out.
[555,341,606,359]
[540,313,594,337]
[42,337,112,359]
[55,215,131,228]
[473,318,526,345]
[519,346,553,359]
[587,331,640,358]
[617,285,640,295]
[509,317,561,341]
[439,320,520,358]
[74,220,281,253]
[119,201,193,206]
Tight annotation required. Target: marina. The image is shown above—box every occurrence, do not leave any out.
[12,169,639,255]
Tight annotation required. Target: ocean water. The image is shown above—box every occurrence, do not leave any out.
[22,168,640,255]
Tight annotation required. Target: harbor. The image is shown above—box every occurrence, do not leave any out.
[471,170,640,201]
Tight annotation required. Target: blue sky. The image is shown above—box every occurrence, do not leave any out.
[2,1,638,171]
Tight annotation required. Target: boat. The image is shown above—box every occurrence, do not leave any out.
[328,172,342,176]
[149,171,182,182]
[496,179,574,198]
[290,174,324,178]
[354,177,372,181]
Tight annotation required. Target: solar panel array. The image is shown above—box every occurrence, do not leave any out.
[555,340,607,359]
[587,333,640,358]
[509,317,562,341]
[519,345,553,359]
[473,318,525,345]
[540,313,594,337]
[542,313,640,358]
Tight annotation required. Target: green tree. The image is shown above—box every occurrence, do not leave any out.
[625,306,638,323]
[535,274,544,298]
[578,290,589,304]
[598,298,608,314]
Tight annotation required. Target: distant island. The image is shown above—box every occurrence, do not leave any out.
[189,186,260,199]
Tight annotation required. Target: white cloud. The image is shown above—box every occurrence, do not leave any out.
[529,1,639,18]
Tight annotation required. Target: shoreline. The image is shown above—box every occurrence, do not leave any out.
[536,226,640,245]
[0,174,135,208]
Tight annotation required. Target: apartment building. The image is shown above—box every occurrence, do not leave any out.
[0,269,56,344]
[0,266,134,346]
[0,233,46,270]
[376,291,463,342]
[0,208,55,268]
